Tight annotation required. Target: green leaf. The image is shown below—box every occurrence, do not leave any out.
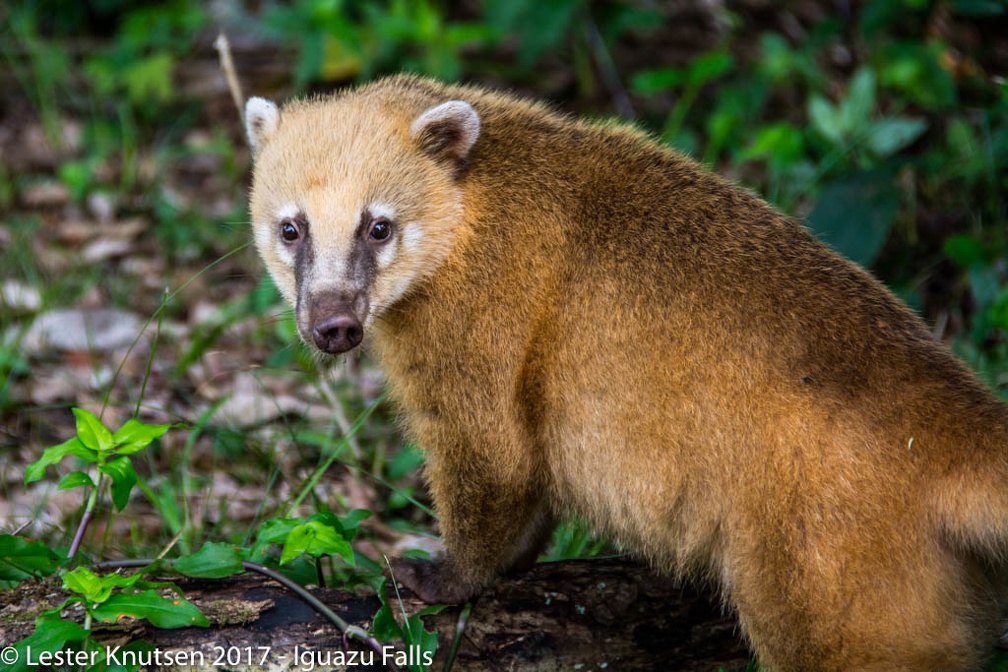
[100,455,138,511]
[256,517,301,546]
[686,51,733,86]
[840,67,877,133]
[863,117,928,158]
[62,566,110,603]
[738,122,805,168]
[58,470,95,491]
[73,407,114,454]
[943,234,990,268]
[122,52,174,106]
[0,534,63,581]
[8,617,88,672]
[174,542,245,579]
[92,589,209,628]
[808,95,845,144]
[339,509,372,538]
[280,521,353,565]
[631,67,685,94]
[371,600,403,641]
[807,170,902,267]
[24,437,96,484]
[112,418,171,455]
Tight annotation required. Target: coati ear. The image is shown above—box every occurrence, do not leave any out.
[409,100,480,165]
[245,97,280,155]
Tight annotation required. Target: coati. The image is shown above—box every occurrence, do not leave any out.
[244,74,1008,671]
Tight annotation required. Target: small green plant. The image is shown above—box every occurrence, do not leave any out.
[9,566,206,672]
[374,572,443,672]
[25,408,172,557]
[7,408,205,672]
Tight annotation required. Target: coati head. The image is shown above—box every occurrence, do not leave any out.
[244,86,479,354]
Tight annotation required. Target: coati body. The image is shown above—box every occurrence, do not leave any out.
[245,74,1008,671]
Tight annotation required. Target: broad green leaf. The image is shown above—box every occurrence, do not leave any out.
[686,51,733,86]
[256,517,301,546]
[944,234,990,268]
[807,170,901,267]
[174,542,245,579]
[738,122,805,168]
[371,600,403,641]
[339,509,372,538]
[864,117,928,158]
[9,617,88,672]
[280,521,353,565]
[112,418,170,455]
[62,566,110,603]
[631,67,685,94]
[0,534,63,581]
[92,589,209,628]
[808,95,844,144]
[24,437,97,484]
[122,52,174,106]
[58,471,95,491]
[73,407,114,454]
[403,611,441,668]
[100,455,138,511]
[840,67,876,133]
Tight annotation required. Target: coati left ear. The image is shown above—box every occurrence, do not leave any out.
[410,101,480,165]
[245,97,280,155]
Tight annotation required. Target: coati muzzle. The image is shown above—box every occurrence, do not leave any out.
[304,291,368,354]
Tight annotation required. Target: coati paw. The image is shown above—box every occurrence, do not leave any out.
[389,556,483,604]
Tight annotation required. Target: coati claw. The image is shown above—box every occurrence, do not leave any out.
[389,556,481,604]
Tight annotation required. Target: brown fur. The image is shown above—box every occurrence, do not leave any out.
[245,74,1008,671]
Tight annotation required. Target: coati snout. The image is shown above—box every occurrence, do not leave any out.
[305,291,367,354]
[311,312,362,353]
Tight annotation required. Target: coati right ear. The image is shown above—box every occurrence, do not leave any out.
[410,100,480,166]
[245,97,280,155]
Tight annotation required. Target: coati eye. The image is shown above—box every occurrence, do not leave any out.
[280,218,300,243]
[368,218,393,242]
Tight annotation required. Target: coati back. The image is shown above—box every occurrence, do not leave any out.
[245,74,1008,671]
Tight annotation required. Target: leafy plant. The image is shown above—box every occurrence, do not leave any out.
[8,566,206,672]
[25,408,172,555]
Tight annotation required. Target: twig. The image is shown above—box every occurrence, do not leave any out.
[214,32,245,129]
[241,560,400,672]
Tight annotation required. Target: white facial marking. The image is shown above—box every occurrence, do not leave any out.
[369,202,400,268]
[400,221,424,256]
[271,202,301,266]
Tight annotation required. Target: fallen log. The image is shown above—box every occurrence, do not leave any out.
[0,558,752,671]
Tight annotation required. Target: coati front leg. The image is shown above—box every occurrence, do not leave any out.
[391,436,553,604]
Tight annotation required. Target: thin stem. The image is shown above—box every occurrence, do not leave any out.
[68,473,103,559]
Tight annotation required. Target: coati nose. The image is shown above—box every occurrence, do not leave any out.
[311,314,363,354]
